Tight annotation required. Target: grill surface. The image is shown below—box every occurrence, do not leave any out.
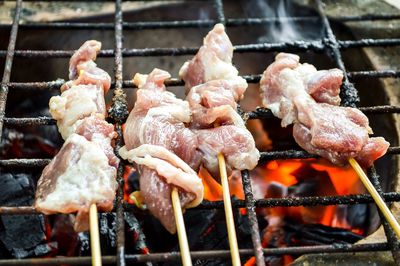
[0,0,400,265]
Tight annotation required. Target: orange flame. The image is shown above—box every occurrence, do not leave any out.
[198,166,245,201]
[123,165,136,204]
[256,159,364,232]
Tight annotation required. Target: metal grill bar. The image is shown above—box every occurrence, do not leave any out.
[2,104,400,126]
[0,242,392,266]
[4,67,400,91]
[241,170,266,265]
[0,0,22,138]
[1,13,400,31]
[2,146,399,168]
[348,70,400,79]
[112,0,127,265]
[2,191,400,214]
[0,38,399,59]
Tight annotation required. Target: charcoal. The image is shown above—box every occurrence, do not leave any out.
[0,172,57,258]
[0,127,59,160]
[288,164,336,197]
[79,212,150,256]
[99,213,117,248]
[125,212,150,255]
[77,232,90,256]
[284,222,363,245]
[261,219,363,264]
[344,204,368,229]
[77,213,118,256]
[163,199,252,266]
[51,215,78,256]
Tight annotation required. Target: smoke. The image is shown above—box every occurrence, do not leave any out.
[244,0,320,42]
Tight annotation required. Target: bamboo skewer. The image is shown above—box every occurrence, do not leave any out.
[89,203,102,266]
[218,153,241,266]
[348,158,400,238]
[171,187,192,266]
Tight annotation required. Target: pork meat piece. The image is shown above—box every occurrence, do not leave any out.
[35,132,117,232]
[119,145,203,234]
[260,53,389,167]
[260,53,343,127]
[49,84,106,140]
[124,69,201,169]
[180,24,260,175]
[69,41,99,78]
[121,69,203,233]
[179,23,245,91]
[119,144,202,235]
[186,78,248,128]
[62,40,111,94]
[189,104,246,129]
[51,41,111,139]
[293,122,389,167]
[196,125,259,177]
[138,167,194,233]
[62,60,111,94]
[186,77,248,109]
[119,145,203,207]
[75,115,119,168]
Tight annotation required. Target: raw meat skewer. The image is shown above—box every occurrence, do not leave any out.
[260,52,400,238]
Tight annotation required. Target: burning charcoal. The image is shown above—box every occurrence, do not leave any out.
[287,164,338,224]
[77,232,90,256]
[284,222,363,245]
[99,213,117,253]
[163,203,252,266]
[0,127,59,159]
[340,204,368,232]
[0,172,57,258]
[288,164,337,197]
[125,212,149,255]
[79,213,118,256]
[51,215,79,256]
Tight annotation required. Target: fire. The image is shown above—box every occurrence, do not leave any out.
[198,166,245,201]
[244,159,364,265]
[123,165,136,204]
[255,159,363,230]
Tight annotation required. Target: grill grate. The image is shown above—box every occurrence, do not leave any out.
[0,0,400,265]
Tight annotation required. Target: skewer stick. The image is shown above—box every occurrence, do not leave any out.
[89,203,102,266]
[218,153,241,266]
[171,187,192,266]
[348,158,400,238]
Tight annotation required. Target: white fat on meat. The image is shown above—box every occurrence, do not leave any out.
[49,84,105,139]
[119,145,203,208]
[35,134,117,231]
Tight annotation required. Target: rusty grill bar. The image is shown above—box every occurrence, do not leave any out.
[0,0,400,265]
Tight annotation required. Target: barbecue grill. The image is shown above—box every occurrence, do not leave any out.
[0,0,400,265]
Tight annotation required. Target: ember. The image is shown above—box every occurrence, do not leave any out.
[253,159,366,231]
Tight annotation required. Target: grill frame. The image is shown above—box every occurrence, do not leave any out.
[0,0,400,265]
